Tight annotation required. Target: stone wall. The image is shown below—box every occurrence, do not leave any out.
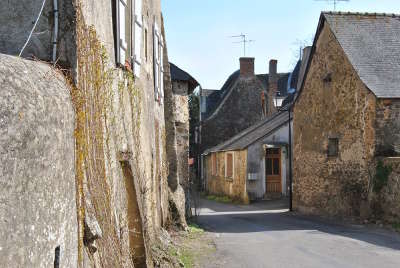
[293,23,376,217]
[201,76,264,152]
[0,0,76,67]
[163,46,188,227]
[205,151,249,204]
[380,158,400,222]
[74,0,170,266]
[0,54,77,267]
[375,99,400,156]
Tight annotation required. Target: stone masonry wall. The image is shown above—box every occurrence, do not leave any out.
[74,0,170,266]
[206,151,249,204]
[375,99,400,156]
[293,22,376,217]
[380,158,400,222]
[201,76,264,152]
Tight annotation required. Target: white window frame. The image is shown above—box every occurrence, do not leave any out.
[225,152,235,179]
[153,22,160,101]
[116,0,128,65]
[133,0,142,77]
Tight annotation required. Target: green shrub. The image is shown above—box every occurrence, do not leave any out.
[373,161,392,193]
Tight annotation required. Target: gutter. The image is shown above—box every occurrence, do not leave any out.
[52,0,59,63]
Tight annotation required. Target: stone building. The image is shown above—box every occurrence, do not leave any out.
[200,57,300,153]
[202,55,306,203]
[0,0,180,267]
[293,12,400,221]
[203,112,292,203]
[165,62,199,223]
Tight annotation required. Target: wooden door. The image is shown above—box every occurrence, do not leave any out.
[265,148,282,193]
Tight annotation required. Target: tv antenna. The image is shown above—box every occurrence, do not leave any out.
[230,33,255,57]
[314,0,350,11]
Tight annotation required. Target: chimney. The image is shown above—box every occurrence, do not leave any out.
[268,59,278,114]
[239,57,255,77]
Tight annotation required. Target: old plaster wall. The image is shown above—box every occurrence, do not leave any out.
[201,76,264,152]
[0,0,76,67]
[74,0,169,266]
[0,54,77,267]
[293,23,376,217]
[206,151,249,204]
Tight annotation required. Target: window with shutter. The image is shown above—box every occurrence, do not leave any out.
[153,23,160,101]
[159,36,164,101]
[225,153,234,179]
[114,0,132,67]
[118,0,127,64]
[133,0,142,77]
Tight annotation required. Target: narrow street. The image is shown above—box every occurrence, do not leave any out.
[196,198,400,268]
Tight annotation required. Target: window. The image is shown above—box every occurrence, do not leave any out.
[115,0,131,66]
[225,152,234,179]
[328,138,339,157]
[133,0,142,77]
[266,148,280,175]
[153,22,164,103]
[144,28,148,62]
[114,0,142,76]
[211,153,217,176]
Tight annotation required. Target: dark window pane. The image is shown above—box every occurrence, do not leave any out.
[266,148,280,155]
[266,158,273,175]
[328,138,339,157]
[273,158,280,175]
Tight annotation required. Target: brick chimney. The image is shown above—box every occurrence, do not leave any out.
[268,59,278,114]
[239,57,255,77]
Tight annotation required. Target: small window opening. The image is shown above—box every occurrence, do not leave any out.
[54,246,60,268]
[328,138,339,157]
[323,73,332,83]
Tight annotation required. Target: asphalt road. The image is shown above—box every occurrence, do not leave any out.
[196,198,400,268]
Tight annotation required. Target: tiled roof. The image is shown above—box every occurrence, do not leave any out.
[204,111,290,153]
[323,12,400,98]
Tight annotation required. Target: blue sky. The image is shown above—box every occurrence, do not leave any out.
[163,0,400,89]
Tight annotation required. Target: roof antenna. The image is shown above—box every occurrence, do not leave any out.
[230,33,255,57]
[314,0,350,11]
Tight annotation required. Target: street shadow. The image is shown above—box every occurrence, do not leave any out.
[195,198,400,251]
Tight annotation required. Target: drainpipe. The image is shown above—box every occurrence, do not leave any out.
[52,0,59,63]
[288,107,293,211]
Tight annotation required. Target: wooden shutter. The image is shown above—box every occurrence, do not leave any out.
[133,0,142,76]
[226,153,233,178]
[159,35,164,102]
[118,0,128,64]
[153,23,160,101]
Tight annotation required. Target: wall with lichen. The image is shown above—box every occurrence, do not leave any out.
[0,54,77,267]
[205,151,249,204]
[73,0,170,267]
[293,22,376,217]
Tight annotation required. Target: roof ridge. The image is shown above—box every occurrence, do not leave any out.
[322,11,400,18]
